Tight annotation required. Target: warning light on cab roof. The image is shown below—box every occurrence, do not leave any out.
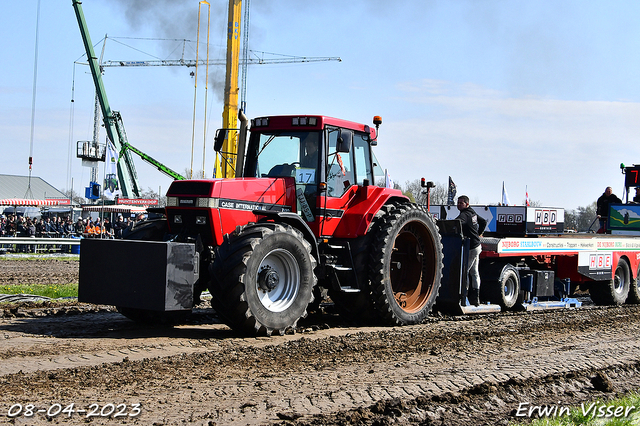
[292,117,317,126]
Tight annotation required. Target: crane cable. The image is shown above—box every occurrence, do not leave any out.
[67,64,76,198]
[190,2,211,179]
[201,2,211,179]
[26,0,42,199]
[240,0,250,112]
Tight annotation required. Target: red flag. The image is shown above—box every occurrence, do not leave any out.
[337,154,346,176]
[526,186,530,206]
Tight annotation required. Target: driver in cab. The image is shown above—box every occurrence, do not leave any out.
[300,135,318,169]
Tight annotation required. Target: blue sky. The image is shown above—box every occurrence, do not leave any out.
[2,1,640,210]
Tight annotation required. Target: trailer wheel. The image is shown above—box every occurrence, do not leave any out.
[369,203,443,325]
[210,223,316,336]
[486,264,520,309]
[590,260,630,305]
[627,263,640,304]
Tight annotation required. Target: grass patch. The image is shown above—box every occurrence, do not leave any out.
[0,283,78,299]
[510,392,640,425]
[0,256,79,261]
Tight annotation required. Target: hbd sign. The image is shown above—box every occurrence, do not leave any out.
[535,209,557,226]
[498,213,524,223]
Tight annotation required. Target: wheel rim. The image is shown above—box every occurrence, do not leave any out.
[504,276,517,301]
[614,266,627,295]
[390,222,437,313]
[255,249,300,312]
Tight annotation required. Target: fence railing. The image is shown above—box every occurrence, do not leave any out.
[0,237,82,254]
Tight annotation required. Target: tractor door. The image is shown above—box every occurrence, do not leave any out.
[318,128,373,237]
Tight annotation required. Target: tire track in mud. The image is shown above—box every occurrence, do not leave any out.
[1,305,640,425]
[198,320,640,425]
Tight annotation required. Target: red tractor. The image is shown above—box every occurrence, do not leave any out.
[79,115,444,335]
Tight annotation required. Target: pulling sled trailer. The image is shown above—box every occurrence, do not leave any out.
[430,168,640,314]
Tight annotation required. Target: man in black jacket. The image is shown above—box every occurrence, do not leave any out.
[596,187,621,233]
[457,195,487,306]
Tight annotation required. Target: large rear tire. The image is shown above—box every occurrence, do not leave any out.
[210,223,316,336]
[590,260,630,305]
[369,203,443,325]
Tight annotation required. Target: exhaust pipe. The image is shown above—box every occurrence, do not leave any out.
[235,109,249,178]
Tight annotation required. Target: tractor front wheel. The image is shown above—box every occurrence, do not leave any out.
[210,223,316,336]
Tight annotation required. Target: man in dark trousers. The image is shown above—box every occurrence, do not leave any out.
[596,186,621,233]
[456,195,487,306]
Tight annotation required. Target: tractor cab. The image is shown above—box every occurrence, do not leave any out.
[242,116,376,234]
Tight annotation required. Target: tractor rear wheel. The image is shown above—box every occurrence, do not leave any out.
[369,203,443,325]
[210,223,316,336]
[590,260,630,305]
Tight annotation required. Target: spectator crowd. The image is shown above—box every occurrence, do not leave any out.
[0,214,143,239]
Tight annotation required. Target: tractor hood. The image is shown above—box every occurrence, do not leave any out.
[165,178,297,245]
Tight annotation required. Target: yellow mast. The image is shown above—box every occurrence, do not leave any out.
[215,0,242,178]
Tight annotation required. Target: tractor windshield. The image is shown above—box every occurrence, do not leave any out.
[246,131,321,185]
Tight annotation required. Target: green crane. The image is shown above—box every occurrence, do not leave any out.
[72,1,184,198]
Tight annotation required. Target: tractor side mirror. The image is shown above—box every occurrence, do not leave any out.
[336,129,353,153]
[214,129,227,152]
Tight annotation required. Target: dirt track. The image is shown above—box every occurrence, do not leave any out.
[2,257,640,425]
[0,256,78,286]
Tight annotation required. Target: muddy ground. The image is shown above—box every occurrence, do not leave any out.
[1,256,640,425]
[0,256,78,286]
